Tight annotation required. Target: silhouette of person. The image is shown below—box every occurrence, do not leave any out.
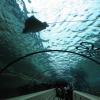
[65,83,73,100]
[56,86,64,100]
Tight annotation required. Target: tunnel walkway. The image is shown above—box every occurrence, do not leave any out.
[6,89,100,100]
[6,89,56,100]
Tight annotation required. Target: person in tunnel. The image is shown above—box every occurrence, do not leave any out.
[55,82,65,100]
[69,83,73,100]
[64,86,69,100]
[22,16,48,33]
[56,86,65,100]
[64,83,73,100]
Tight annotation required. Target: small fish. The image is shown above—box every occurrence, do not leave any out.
[23,16,48,33]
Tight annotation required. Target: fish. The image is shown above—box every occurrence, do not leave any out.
[22,16,49,33]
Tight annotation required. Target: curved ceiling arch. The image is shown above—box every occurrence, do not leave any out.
[0,49,100,74]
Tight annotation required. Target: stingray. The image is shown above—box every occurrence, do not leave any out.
[23,16,49,33]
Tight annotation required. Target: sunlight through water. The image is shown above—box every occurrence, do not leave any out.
[16,0,100,74]
[17,0,100,49]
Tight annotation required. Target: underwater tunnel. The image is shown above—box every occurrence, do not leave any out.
[0,0,100,99]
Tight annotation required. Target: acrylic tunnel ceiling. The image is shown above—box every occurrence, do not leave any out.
[0,0,100,92]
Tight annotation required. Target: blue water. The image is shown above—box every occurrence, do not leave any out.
[15,0,100,91]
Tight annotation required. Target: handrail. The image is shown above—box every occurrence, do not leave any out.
[6,89,56,100]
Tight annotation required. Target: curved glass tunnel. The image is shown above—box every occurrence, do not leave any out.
[0,0,100,98]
